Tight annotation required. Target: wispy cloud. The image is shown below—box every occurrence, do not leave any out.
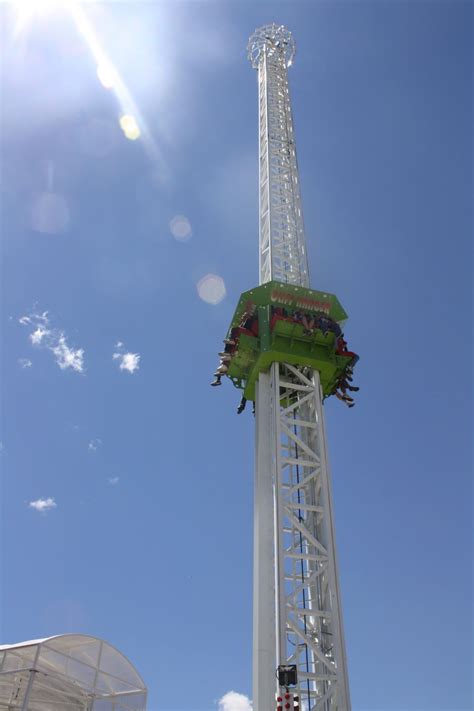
[19,311,48,326]
[19,358,32,368]
[88,438,102,452]
[113,342,140,373]
[28,497,57,513]
[218,692,252,711]
[108,476,120,485]
[51,335,84,372]
[20,311,85,373]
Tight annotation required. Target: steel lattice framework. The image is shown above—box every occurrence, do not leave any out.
[249,24,310,288]
[248,25,351,711]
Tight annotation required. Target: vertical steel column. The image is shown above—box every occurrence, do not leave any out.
[248,24,351,711]
[253,369,277,711]
[250,26,309,288]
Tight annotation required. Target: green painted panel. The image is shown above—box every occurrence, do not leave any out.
[223,282,357,402]
[229,280,348,329]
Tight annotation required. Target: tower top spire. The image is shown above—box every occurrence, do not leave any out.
[247,24,296,69]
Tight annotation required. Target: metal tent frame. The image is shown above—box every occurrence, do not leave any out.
[0,634,147,710]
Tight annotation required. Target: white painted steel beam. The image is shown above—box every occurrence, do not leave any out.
[253,371,278,711]
[249,24,310,288]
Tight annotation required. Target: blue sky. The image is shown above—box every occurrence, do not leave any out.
[1,1,472,710]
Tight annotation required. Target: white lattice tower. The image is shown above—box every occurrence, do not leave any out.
[248,24,351,711]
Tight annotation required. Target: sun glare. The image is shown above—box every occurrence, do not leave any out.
[12,0,162,161]
[12,0,75,35]
[96,62,118,90]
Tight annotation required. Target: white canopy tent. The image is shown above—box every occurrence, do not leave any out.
[0,634,147,710]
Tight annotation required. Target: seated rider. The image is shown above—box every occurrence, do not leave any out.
[339,375,359,394]
[301,313,316,335]
[211,304,258,387]
[210,333,239,387]
[292,311,316,335]
[237,394,255,415]
[270,306,290,330]
[319,314,341,338]
[332,363,360,408]
[210,352,232,387]
[327,318,342,338]
[335,390,355,408]
[335,336,359,366]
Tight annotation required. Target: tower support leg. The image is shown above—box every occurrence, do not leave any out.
[253,368,278,711]
[253,362,351,711]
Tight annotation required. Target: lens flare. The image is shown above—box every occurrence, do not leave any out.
[119,115,140,141]
[197,274,226,305]
[170,215,192,242]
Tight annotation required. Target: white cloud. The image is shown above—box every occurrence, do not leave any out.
[218,692,253,711]
[28,497,57,513]
[115,341,123,348]
[88,438,102,452]
[113,351,140,373]
[19,310,48,326]
[108,476,120,485]
[20,310,85,374]
[19,358,32,368]
[30,325,50,345]
[51,335,84,372]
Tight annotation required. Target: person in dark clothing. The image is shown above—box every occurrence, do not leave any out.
[301,313,316,335]
[338,376,359,394]
[327,319,342,338]
[333,366,360,407]
[335,390,355,408]
[237,395,255,415]
[237,395,247,414]
[318,315,331,335]
[292,311,316,335]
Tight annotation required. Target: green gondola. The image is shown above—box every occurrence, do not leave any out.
[223,281,357,402]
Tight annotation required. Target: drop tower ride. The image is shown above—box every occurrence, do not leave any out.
[216,24,356,711]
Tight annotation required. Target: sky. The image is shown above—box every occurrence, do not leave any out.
[1,1,472,710]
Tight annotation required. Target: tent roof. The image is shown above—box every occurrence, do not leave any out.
[0,634,146,710]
